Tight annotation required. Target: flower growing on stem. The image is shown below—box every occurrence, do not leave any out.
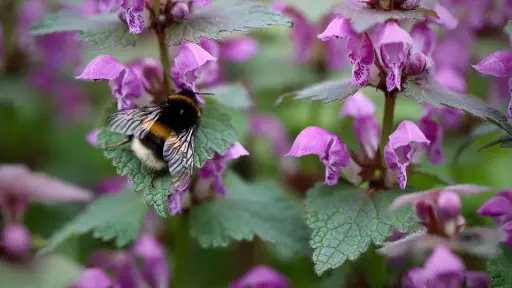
[287,126,350,186]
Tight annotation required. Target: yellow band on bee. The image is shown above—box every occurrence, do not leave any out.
[143,119,173,139]
[168,94,201,116]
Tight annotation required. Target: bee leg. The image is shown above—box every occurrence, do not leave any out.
[104,138,131,149]
[151,172,159,188]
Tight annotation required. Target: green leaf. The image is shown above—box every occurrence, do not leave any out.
[276,78,359,105]
[305,182,417,275]
[488,247,512,288]
[40,189,147,254]
[194,106,238,167]
[454,123,500,163]
[403,78,512,136]
[0,255,83,288]
[203,83,252,110]
[167,0,292,45]
[189,172,310,255]
[30,10,118,35]
[334,4,425,33]
[97,104,237,217]
[77,23,136,51]
[98,129,173,217]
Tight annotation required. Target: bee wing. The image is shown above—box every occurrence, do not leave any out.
[163,127,197,190]
[106,105,164,138]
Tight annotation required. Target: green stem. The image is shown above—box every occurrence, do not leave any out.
[153,0,160,16]
[1,1,17,69]
[170,215,189,288]
[379,91,397,159]
[153,0,173,96]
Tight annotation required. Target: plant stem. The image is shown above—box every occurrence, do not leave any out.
[153,0,173,96]
[379,90,397,159]
[169,215,189,288]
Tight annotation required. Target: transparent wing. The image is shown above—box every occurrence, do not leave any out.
[105,105,164,138]
[163,127,197,190]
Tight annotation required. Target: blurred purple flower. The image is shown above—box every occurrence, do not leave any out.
[287,126,350,186]
[419,111,445,165]
[410,22,436,56]
[0,165,92,222]
[191,0,212,6]
[2,223,31,257]
[168,187,188,216]
[171,2,190,21]
[384,121,430,189]
[132,233,169,288]
[73,268,113,288]
[250,114,291,157]
[402,245,490,288]
[87,129,102,147]
[392,184,488,236]
[478,189,512,246]
[433,26,473,74]
[199,142,249,195]
[230,265,288,288]
[16,0,46,51]
[428,4,458,30]
[220,36,259,62]
[281,6,316,63]
[340,91,380,159]
[377,21,413,91]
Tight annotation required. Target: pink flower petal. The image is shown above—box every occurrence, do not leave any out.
[73,268,112,288]
[251,114,290,156]
[282,7,316,63]
[287,126,350,186]
[434,68,467,93]
[411,22,436,55]
[76,55,126,80]
[430,4,458,30]
[224,142,250,160]
[424,246,465,277]
[388,120,429,148]
[419,114,445,165]
[378,21,413,47]
[347,34,374,87]
[340,91,377,117]
[86,129,101,147]
[317,16,356,41]
[171,42,217,91]
[121,0,145,34]
[478,195,512,217]
[191,0,212,6]
[473,50,512,77]
[221,37,259,62]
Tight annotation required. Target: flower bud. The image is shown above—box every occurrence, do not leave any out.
[413,200,435,223]
[437,191,461,221]
[3,224,31,256]
[406,52,431,76]
[171,2,189,21]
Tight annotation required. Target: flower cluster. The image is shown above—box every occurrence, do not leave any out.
[0,165,92,259]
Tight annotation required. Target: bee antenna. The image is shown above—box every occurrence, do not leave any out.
[194,92,215,96]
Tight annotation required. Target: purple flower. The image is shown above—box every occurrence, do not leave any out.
[419,111,445,165]
[0,165,92,222]
[230,265,288,288]
[287,126,350,186]
[171,42,217,97]
[73,268,113,288]
[281,6,316,63]
[433,26,473,74]
[168,187,188,216]
[473,50,512,118]
[406,52,431,77]
[377,21,413,92]
[171,2,190,21]
[121,0,146,34]
[392,184,488,236]
[220,36,259,62]
[478,189,512,245]
[191,0,212,6]
[402,246,490,288]
[384,121,430,189]
[2,223,31,257]
[199,142,249,195]
[250,114,291,157]
[410,22,436,56]
[87,129,102,147]
[132,234,169,288]
[473,50,512,78]
[428,4,458,30]
[339,91,380,159]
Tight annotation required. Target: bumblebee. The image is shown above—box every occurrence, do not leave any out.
[105,89,200,190]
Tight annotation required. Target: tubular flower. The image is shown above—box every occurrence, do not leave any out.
[384,121,430,189]
[287,126,350,186]
[377,21,414,92]
[478,189,512,246]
